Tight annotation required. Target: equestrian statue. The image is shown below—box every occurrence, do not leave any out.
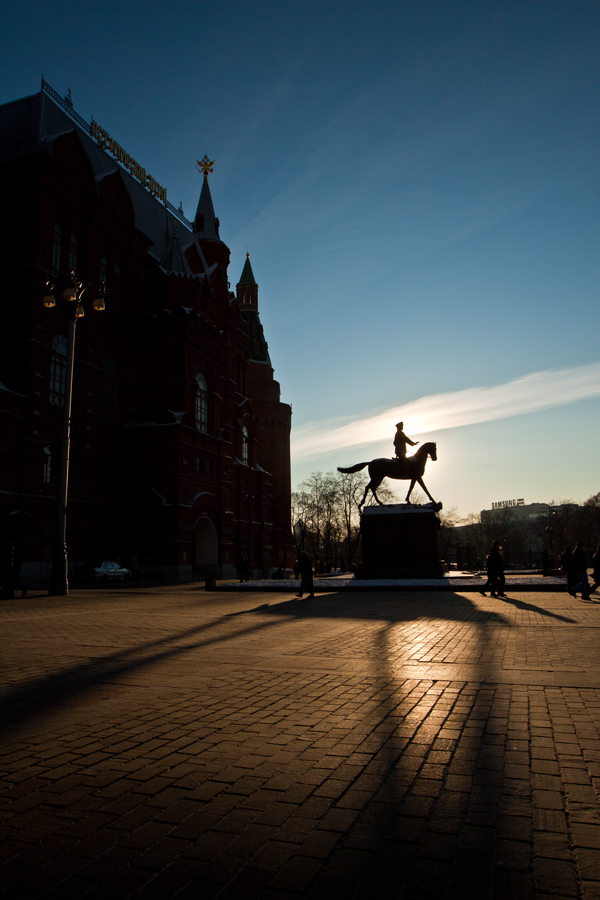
[338,441,439,511]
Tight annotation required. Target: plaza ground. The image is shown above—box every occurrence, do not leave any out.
[2,584,600,898]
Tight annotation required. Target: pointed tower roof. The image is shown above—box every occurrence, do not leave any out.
[194,155,220,240]
[159,218,192,275]
[239,253,256,285]
[236,254,270,365]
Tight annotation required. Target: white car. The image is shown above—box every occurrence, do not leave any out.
[74,560,132,583]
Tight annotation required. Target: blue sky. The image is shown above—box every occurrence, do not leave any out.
[3,0,599,515]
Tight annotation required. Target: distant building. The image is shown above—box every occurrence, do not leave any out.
[0,79,292,583]
[450,500,583,569]
[480,501,579,526]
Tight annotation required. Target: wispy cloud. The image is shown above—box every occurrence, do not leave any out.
[292,362,600,461]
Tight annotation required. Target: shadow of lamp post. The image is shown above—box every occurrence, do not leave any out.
[43,271,106,595]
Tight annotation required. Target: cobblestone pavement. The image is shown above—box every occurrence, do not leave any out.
[2,586,600,899]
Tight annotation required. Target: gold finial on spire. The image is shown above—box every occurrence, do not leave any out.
[196,155,215,179]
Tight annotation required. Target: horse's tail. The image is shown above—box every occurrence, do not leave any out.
[337,463,368,474]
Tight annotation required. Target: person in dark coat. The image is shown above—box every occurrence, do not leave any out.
[0,539,26,599]
[542,549,550,577]
[571,542,589,598]
[480,541,506,598]
[238,556,250,583]
[296,551,314,599]
[584,549,600,600]
[560,546,576,592]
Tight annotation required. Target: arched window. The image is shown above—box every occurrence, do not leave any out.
[68,232,78,274]
[99,358,118,424]
[51,225,62,275]
[43,446,52,483]
[195,373,208,432]
[113,263,121,310]
[49,335,68,408]
[241,426,249,465]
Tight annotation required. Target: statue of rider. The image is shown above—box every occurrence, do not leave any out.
[393,422,419,460]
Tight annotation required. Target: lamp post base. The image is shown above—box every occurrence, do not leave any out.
[48,543,69,595]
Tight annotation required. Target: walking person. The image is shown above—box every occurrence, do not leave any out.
[542,549,550,577]
[571,541,589,598]
[295,551,314,599]
[238,555,250,583]
[480,541,506,598]
[0,538,26,599]
[584,549,600,600]
[560,546,576,593]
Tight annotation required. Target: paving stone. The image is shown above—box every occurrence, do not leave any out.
[577,848,600,881]
[249,838,300,871]
[406,857,453,894]
[534,830,572,859]
[493,868,535,900]
[117,820,172,850]
[535,857,580,896]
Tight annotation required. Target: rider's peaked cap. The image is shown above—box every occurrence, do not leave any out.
[395,422,404,428]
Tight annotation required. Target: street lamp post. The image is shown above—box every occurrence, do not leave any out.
[44,271,106,595]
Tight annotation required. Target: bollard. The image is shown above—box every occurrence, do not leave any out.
[205,577,216,591]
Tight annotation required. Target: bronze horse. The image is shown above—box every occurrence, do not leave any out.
[338,442,438,510]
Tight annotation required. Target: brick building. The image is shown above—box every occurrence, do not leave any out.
[0,80,292,584]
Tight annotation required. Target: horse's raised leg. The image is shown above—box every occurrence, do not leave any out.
[417,477,436,504]
[370,476,385,505]
[360,478,384,509]
[358,483,370,511]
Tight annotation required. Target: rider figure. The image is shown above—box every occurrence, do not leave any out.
[394,422,419,460]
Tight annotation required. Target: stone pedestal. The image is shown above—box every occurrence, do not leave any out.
[359,504,443,579]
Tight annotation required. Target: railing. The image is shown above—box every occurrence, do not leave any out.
[165,199,193,230]
[41,78,193,232]
[41,78,91,135]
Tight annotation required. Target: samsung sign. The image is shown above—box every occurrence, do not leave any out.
[492,499,525,510]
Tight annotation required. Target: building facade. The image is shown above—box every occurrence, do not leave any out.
[449,500,583,569]
[0,80,292,583]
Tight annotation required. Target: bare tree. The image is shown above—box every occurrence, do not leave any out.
[437,506,462,564]
[574,492,600,551]
[292,472,341,568]
[292,469,399,569]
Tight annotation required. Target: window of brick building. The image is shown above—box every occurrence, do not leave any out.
[51,224,62,275]
[241,426,249,465]
[195,373,208,432]
[113,263,121,310]
[68,232,78,274]
[43,446,52,483]
[49,335,68,408]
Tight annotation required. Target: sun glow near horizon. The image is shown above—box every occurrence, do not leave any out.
[292,361,600,463]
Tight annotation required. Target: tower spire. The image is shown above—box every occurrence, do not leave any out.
[239,252,256,288]
[194,155,220,239]
[237,254,269,364]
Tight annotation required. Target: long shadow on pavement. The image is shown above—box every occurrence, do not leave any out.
[1,588,578,898]
[3,589,573,738]
[224,590,574,897]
